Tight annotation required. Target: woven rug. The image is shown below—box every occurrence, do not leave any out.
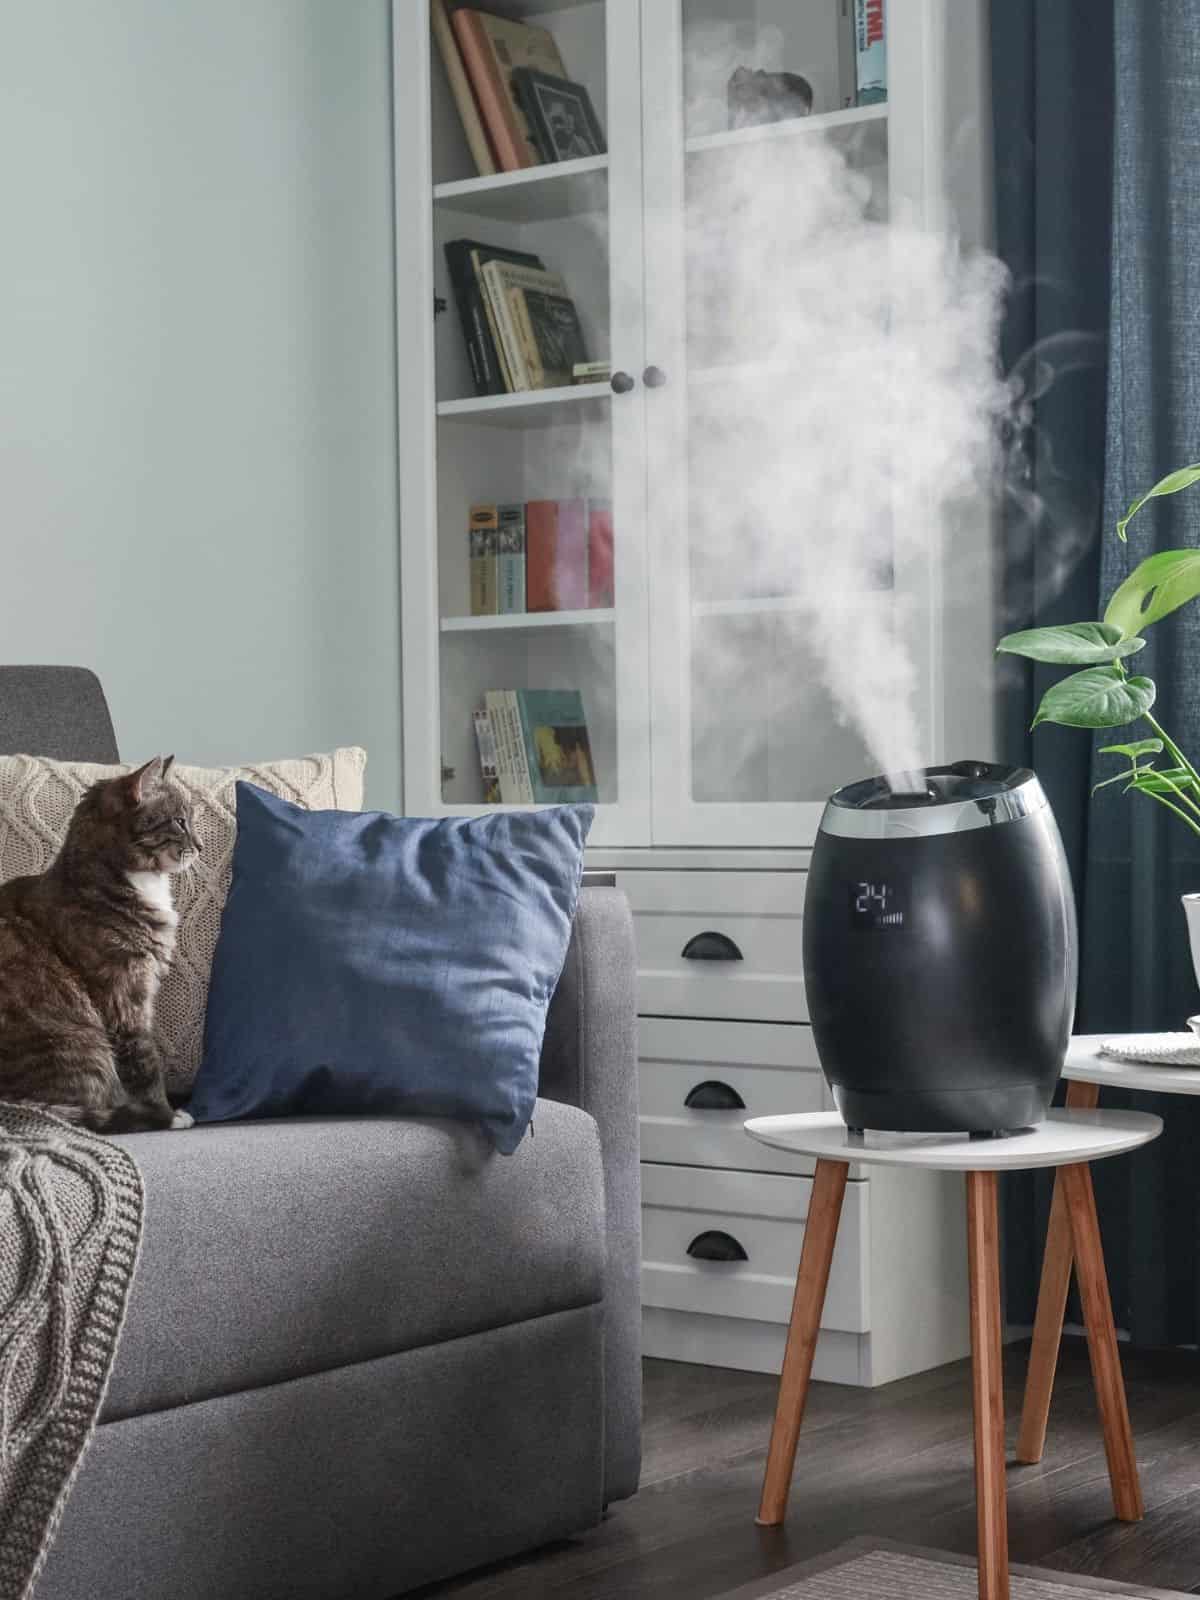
[0,1105,142,1600]
[718,1539,1190,1599]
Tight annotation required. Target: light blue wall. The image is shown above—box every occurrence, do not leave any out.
[0,0,402,805]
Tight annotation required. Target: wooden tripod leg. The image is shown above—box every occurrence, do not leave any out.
[966,1169,1009,1600]
[1060,1160,1143,1522]
[1016,1078,1100,1464]
[755,1158,848,1527]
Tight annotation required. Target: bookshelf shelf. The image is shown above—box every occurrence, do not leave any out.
[433,156,609,223]
[441,608,615,633]
[436,381,612,429]
[685,103,888,158]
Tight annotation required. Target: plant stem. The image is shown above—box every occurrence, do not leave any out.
[1144,711,1200,787]
[1143,768,1200,823]
[1137,784,1200,838]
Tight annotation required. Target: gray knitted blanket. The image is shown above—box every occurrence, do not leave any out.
[0,1105,143,1600]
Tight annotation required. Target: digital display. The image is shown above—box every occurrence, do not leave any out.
[848,879,908,931]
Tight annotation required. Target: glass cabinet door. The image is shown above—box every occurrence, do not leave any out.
[397,0,651,845]
[641,0,938,847]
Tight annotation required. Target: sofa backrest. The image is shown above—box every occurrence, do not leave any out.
[0,667,119,763]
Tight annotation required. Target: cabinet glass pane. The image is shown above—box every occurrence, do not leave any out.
[427,0,622,812]
[679,0,889,806]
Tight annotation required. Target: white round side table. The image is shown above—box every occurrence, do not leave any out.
[744,1107,1163,1600]
[1019,1034,1200,1471]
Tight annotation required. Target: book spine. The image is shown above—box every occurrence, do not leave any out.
[497,503,526,614]
[482,262,529,389]
[524,499,558,611]
[473,708,501,803]
[504,691,535,802]
[836,0,857,109]
[468,505,498,615]
[513,691,545,804]
[555,498,588,612]
[508,287,545,389]
[587,499,614,608]
[451,10,535,172]
[470,250,511,392]
[485,690,516,803]
[854,0,887,103]
[444,242,495,396]
[431,0,496,176]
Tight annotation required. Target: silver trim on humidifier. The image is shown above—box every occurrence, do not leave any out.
[819,769,1050,841]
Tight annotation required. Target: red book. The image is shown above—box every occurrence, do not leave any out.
[587,499,613,608]
[525,498,588,611]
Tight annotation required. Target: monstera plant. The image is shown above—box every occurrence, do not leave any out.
[997,463,1200,837]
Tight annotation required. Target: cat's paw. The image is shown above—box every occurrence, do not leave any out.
[170,1109,195,1130]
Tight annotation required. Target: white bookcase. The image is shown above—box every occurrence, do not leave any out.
[394,0,983,1381]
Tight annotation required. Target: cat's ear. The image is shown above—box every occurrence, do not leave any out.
[160,755,176,782]
[113,757,165,809]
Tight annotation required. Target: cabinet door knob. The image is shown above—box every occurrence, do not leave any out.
[642,364,668,388]
[684,1080,746,1111]
[610,370,635,394]
[686,1230,748,1263]
[680,930,744,961]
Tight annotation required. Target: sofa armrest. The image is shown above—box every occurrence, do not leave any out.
[539,885,641,1503]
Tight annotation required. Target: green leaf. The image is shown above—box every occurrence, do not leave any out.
[1098,739,1164,759]
[1127,766,1198,796]
[1104,549,1200,637]
[996,622,1146,665]
[1032,667,1156,730]
[1117,463,1200,542]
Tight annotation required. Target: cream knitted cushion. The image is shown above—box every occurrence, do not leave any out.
[0,750,367,1092]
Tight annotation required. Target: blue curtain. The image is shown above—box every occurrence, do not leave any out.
[995,1,1200,1342]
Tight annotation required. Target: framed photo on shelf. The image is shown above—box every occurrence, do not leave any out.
[512,68,607,162]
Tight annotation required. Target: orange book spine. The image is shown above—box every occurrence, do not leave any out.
[451,10,534,172]
[525,500,559,611]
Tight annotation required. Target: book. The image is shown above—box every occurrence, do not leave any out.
[480,258,535,389]
[854,0,887,104]
[444,239,544,396]
[511,67,606,163]
[836,0,857,109]
[514,690,598,803]
[431,0,496,176]
[450,9,566,172]
[526,498,588,611]
[484,690,534,803]
[497,503,526,614]
[473,708,501,803]
[468,504,499,615]
[573,360,610,384]
[587,499,613,608]
[508,279,590,390]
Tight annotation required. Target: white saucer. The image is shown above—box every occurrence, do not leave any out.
[1101,1033,1200,1068]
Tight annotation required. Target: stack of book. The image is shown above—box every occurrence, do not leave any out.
[474,690,598,804]
[432,2,607,175]
[446,239,591,395]
[469,499,613,616]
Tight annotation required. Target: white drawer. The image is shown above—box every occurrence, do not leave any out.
[614,869,807,1023]
[639,1017,826,1175]
[640,1163,868,1333]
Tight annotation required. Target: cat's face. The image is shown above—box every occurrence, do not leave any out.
[77,756,202,875]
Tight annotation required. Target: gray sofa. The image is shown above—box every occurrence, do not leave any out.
[0,666,641,1600]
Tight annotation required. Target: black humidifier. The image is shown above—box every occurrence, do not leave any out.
[804,760,1078,1134]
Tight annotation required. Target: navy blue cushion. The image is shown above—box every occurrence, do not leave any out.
[189,783,593,1153]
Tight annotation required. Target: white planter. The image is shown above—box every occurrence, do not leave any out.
[1183,893,1200,996]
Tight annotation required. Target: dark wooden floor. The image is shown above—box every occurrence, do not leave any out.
[416,1338,1200,1598]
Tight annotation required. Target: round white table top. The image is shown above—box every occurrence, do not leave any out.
[1065,1033,1200,1095]
[743,1107,1162,1172]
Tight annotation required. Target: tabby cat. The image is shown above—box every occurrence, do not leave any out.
[0,756,200,1132]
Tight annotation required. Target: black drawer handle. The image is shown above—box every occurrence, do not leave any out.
[681,930,744,961]
[684,1080,746,1111]
[686,1230,748,1263]
[610,370,635,394]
